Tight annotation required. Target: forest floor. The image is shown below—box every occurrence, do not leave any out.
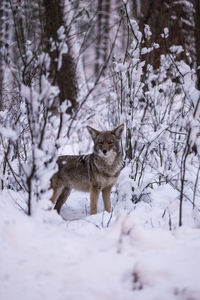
[1,173,200,300]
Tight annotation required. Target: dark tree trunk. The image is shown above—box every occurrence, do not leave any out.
[0,0,9,110]
[194,0,200,90]
[131,0,195,69]
[43,0,78,114]
[0,1,4,110]
[95,0,111,76]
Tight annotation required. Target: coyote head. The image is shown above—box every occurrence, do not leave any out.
[87,124,124,158]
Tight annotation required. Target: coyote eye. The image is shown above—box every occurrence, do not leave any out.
[98,141,103,145]
[108,141,113,145]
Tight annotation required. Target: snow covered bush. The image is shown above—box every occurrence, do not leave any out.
[110,16,200,226]
[0,19,74,215]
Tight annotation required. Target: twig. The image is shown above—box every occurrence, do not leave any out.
[107,208,114,227]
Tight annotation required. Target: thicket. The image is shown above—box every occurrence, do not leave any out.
[0,0,199,226]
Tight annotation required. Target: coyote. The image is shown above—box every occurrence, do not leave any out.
[50,124,124,215]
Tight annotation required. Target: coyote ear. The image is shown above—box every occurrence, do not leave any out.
[87,126,100,140]
[112,124,124,139]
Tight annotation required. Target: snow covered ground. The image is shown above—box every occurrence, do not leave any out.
[1,175,200,300]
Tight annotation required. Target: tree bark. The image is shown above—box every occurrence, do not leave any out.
[194,0,200,90]
[131,0,195,69]
[95,0,111,76]
[43,0,78,114]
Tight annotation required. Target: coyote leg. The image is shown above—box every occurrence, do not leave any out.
[102,186,112,213]
[90,185,101,215]
[54,187,71,214]
[50,186,63,204]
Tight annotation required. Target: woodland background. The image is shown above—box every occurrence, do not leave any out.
[1,1,200,300]
[0,0,200,225]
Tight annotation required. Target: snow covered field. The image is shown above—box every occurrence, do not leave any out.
[1,172,200,300]
[1,1,200,300]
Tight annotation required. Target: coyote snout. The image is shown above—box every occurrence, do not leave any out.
[50,124,124,215]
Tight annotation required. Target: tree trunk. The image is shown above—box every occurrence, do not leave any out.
[95,0,111,76]
[194,0,200,90]
[132,0,195,69]
[0,0,10,110]
[43,0,78,114]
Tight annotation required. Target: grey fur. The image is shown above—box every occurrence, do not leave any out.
[50,124,124,215]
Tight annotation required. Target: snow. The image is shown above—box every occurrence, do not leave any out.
[1,4,200,300]
[1,184,200,300]
[144,24,152,40]
[0,127,17,141]
[170,45,184,54]
[161,27,169,38]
